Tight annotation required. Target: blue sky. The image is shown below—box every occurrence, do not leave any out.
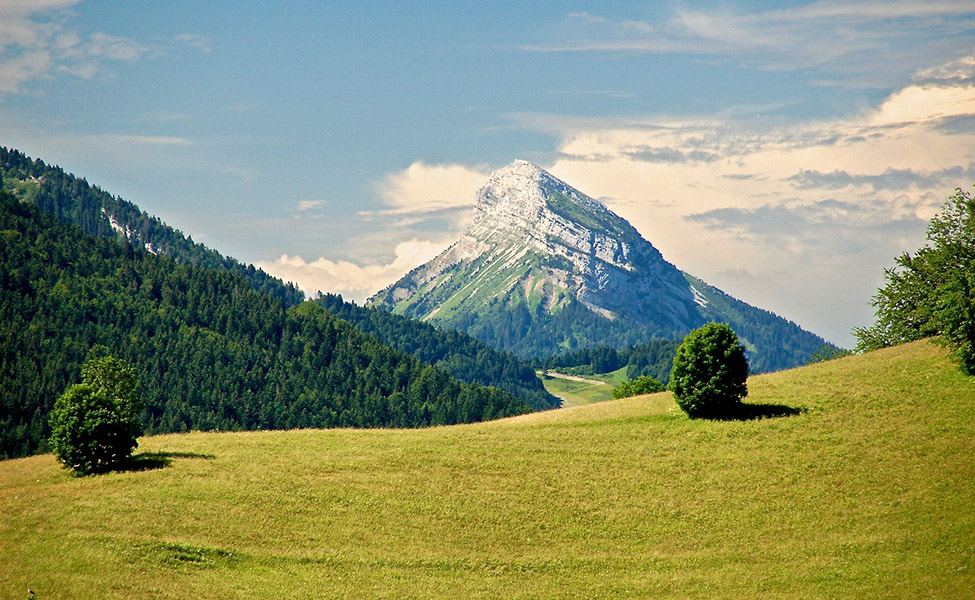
[2,1,974,347]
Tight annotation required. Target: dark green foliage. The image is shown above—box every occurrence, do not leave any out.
[807,344,854,364]
[854,186,975,374]
[0,146,303,308]
[0,192,529,458]
[624,339,679,383]
[81,355,143,442]
[538,339,679,385]
[611,375,665,399]
[48,383,137,475]
[669,323,749,418]
[543,345,624,375]
[461,296,667,360]
[316,294,559,411]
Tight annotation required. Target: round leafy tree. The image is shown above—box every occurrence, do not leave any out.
[49,356,142,474]
[669,323,748,418]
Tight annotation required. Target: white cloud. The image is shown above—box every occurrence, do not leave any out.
[0,1,189,96]
[257,239,449,302]
[172,33,211,54]
[107,134,193,146]
[294,200,327,212]
[373,160,490,218]
[529,61,975,347]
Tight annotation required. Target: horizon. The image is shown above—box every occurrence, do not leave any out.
[2,1,974,347]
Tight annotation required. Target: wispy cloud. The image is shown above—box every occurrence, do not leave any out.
[788,165,975,191]
[520,59,975,346]
[171,33,211,54]
[370,160,490,220]
[523,2,975,80]
[107,134,193,146]
[0,2,208,96]
[256,239,448,301]
[294,200,327,212]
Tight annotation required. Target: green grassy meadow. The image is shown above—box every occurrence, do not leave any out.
[2,340,973,598]
[540,367,627,406]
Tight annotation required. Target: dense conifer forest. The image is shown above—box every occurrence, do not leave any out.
[0,192,530,459]
[316,294,558,410]
[539,339,680,384]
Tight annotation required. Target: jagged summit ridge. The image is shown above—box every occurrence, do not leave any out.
[459,160,652,276]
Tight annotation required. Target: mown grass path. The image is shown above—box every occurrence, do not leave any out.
[2,341,973,598]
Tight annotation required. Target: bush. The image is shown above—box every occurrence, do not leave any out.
[48,356,142,474]
[669,323,748,418]
[612,375,665,399]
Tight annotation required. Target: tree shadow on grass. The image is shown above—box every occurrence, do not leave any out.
[113,451,216,473]
[701,403,805,422]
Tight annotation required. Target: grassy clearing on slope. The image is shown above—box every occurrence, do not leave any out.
[2,341,973,599]
[539,367,627,406]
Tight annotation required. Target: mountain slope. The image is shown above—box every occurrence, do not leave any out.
[0,146,304,307]
[3,341,972,598]
[370,160,834,370]
[316,294,559,410]
[0,191,530,458]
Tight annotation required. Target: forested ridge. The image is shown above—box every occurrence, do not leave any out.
[316,294,558,410]
[0,146,304,307]
[0,192,529,459]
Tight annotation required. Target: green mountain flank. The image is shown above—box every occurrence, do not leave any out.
[316,294,558,411]
[2,340,972,598]
[0,146,304,307]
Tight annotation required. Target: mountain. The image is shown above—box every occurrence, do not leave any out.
[369,160,834,371]
[0,190,531,459]
[0,146,555,418]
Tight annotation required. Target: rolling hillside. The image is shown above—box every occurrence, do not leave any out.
[2,340,972,599]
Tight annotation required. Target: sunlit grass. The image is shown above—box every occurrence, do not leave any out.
[540,367,627,406]
[2,341,973,598]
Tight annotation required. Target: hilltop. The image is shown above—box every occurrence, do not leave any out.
[3,340,972,598]
[370,160,834,370]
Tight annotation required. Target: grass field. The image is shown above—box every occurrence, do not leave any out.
[540,367,627,406]
[2,340,973,598]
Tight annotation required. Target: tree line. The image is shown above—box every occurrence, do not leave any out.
[316,294,558,411]
[0,146,304,307]
[2,146,556,414]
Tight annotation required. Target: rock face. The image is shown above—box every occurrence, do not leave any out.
[370,160,832,369]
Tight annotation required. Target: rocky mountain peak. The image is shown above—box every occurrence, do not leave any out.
[467,160,631,254]
[369,160,831,368]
